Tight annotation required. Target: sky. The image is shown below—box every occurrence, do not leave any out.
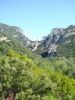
[0,0,75,40]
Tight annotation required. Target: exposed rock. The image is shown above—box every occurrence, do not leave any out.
[0,36,10,42]
[37,25,75,57]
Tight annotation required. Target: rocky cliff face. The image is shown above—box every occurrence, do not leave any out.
[42,28,65,48]
[36,25,75,57]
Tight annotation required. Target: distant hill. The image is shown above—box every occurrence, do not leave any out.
[0,23,32,47]
[0,23,75,58]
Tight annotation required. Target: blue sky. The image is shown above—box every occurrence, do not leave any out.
[0,0,75,40]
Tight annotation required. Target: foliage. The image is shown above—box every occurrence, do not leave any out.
[0,49,75,100]
[0,25,75,99]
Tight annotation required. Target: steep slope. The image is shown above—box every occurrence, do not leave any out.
[35,25,75,57]
[0,31,42,63]
[0,23,31,47]
[1,23,75,58]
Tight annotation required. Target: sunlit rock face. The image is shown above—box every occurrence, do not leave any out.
[37,25,75,57]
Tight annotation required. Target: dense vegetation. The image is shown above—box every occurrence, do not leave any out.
[0,42,75,100]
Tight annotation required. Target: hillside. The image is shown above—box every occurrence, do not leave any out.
[0,23,75,100]
[0,23,32,47]
[0,36,75,100]
[1,23,75,58]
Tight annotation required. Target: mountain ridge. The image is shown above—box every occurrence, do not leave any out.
[0,23,75,58]
[35,25,75,57]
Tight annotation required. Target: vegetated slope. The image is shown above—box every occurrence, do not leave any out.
[0,23,40,51]
[57,34,75,57]
[0,45,75,100]
[0,32,42,64]
[0,23,31,47]
[0,23,75,99]
[1,23,75,58]
[0,36,75,100]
